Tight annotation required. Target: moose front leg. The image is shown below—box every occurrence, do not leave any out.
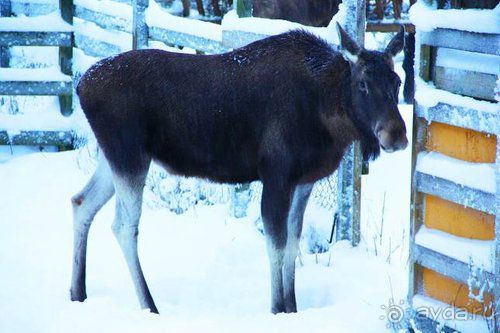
[261,177,293,314]
[283,183,313,312]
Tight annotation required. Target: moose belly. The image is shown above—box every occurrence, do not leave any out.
[152,147,260,184]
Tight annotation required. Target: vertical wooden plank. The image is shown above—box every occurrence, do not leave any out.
[408,28,432,320]
[392,0,402,19]
[211,0,222,17]
[195,0,205,16]
[335,0,365,246]
[408,117,428,306]
[59,0,73,116]
[133,0,149,50]
[375,0,384,20]
[0,1,11,67]
[182,0,191,17]
[236,0,252,18]
[495,135,500,333]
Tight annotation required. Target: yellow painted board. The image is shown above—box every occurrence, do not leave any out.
[426,122,496,163]
[423,268,493,317]
[424,195,495,240]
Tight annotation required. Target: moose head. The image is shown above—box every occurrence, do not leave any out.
[336,23,408,161]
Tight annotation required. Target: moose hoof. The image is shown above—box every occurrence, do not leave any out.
[271,304,286,314]
[70,289,87,302]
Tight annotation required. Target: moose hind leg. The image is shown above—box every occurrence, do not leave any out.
[283,183,313,313]
[111,170,158,314]
[71,158,115,302]
[261,178,293,314]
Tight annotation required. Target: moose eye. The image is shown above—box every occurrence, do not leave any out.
[358,81,368,93]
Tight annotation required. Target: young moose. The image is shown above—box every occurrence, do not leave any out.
[71,24,407,314]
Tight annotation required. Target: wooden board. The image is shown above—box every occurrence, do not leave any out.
[366,21,415,33]
[426,122,497,163]
[0,81,72,96]
[0,130,73,146]
[415,102,500,136]
[416,172,495,215]
[0,31,72,47]
[434,66,498,101]
[424,195,495,240]
[420,29,500,56]
[423,267,493,317]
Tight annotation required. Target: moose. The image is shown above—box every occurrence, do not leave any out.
[71,24,408,314]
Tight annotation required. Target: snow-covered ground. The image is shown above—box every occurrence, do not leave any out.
[0,107,412,333]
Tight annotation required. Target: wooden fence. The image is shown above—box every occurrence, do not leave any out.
[408,1,499,332]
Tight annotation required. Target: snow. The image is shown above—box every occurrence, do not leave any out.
[0,108,78,134]
[409,1,500,33]
[0,67,71,82]
[412,294,490,333]
[74,0,132,19]
[415,225,494,273]
[221,9,340,46]
[11,0,58,3]
[415,77,499,113]
[0,11,73,32]
[416,151,496,194]
[436,48,500,75]
[0,147,410,333]
[146,0,222,42]
[74,17,132,53]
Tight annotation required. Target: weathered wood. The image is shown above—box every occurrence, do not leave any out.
[424,194,495,239]
[414,245,495,286]
[0,80,72,96]
[149,26,228,54]
[211,0,222,17]
[194,0,205,16]
[407,115,428,317]
[415,102,500,136]
[74,5,131,33]
[0,130,73,146]
[0,31,72,47]
[335,0,365,246]
[495,136,500,333]
[419,45,432,82]
[10,2,56,16]
[434,66,498,101]
[420,28,500,56]
[415,172,496,215]
[133,0,149,49]
[374,0,384,20]
[59,0,73,116]
[366,21,415,33]
[0,1,10,67]
[426,122,497,163]
[392,0,402,19]
[74,32,124,58]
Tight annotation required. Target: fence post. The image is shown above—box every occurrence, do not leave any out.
[0,1,11,67]
[59,0,73,116]
[335,0,365,246]
[133,0,149,50]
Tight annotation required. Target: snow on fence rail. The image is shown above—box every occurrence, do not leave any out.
[408,1,499,332]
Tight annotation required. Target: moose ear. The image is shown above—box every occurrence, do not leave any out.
[385,26,405,57]
[336,23,360,63]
